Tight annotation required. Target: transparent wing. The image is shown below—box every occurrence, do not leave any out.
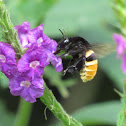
[91,43,116,58]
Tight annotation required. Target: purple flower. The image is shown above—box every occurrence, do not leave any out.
[17,46,52,78]
[41,34,58,53]
[51,56,63,72]
[113,34,126,57]
[0,42,17,78]
[17,46,63,78]
[15,22,58,53]
[0,21,63,103]
[113,33,126,74]
[15,22,43,49]
[9,72,44,103]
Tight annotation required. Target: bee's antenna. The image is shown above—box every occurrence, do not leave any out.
[63,29,66,36]
[59,29,66,39]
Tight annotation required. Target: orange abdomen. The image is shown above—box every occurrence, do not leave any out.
[80,50,98,82]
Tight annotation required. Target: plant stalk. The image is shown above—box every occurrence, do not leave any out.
[13,98,32,126]
[40,84,83,126]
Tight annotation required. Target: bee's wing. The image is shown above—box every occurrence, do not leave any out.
[91,43,116,58]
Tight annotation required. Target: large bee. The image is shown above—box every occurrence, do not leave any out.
[54,30,115,82]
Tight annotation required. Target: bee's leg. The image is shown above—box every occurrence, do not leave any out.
[58,52,71,57]
[63,56,85,75]
[65,54,78,68]
[63,66,76,75]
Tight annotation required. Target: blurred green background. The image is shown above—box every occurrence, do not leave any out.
[0,0,123,126]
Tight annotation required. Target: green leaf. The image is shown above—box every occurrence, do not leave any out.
[51,101,121,126]
[73,101,121,125]
[0,101,14,126]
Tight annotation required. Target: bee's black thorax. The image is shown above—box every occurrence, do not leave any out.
[65,36,91,52]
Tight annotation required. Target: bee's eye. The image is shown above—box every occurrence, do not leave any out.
[64,38,69,43]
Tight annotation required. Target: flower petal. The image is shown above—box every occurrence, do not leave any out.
[113,33,126,56]
[15,22,44,49]
[122,53,126,74]
[9,72,45,103]
[51,56,63,72]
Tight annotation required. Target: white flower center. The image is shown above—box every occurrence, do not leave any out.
[21,34,28,47]
[37,37,43,47]
[20,81,31,88]
[30,61,40,69]
[0,54,6,63]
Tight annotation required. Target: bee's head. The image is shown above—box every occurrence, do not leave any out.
[55,29,70,54]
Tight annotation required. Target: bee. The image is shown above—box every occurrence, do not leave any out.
[54,29,115,82]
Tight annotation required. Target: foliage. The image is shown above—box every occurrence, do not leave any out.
[51,101,121,126]
[0,0,123,126]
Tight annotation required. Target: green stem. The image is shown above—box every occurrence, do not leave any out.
[40,84,83,126]
[13,98,32,126]
[0,0,23,56]
[111,0,126,36]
